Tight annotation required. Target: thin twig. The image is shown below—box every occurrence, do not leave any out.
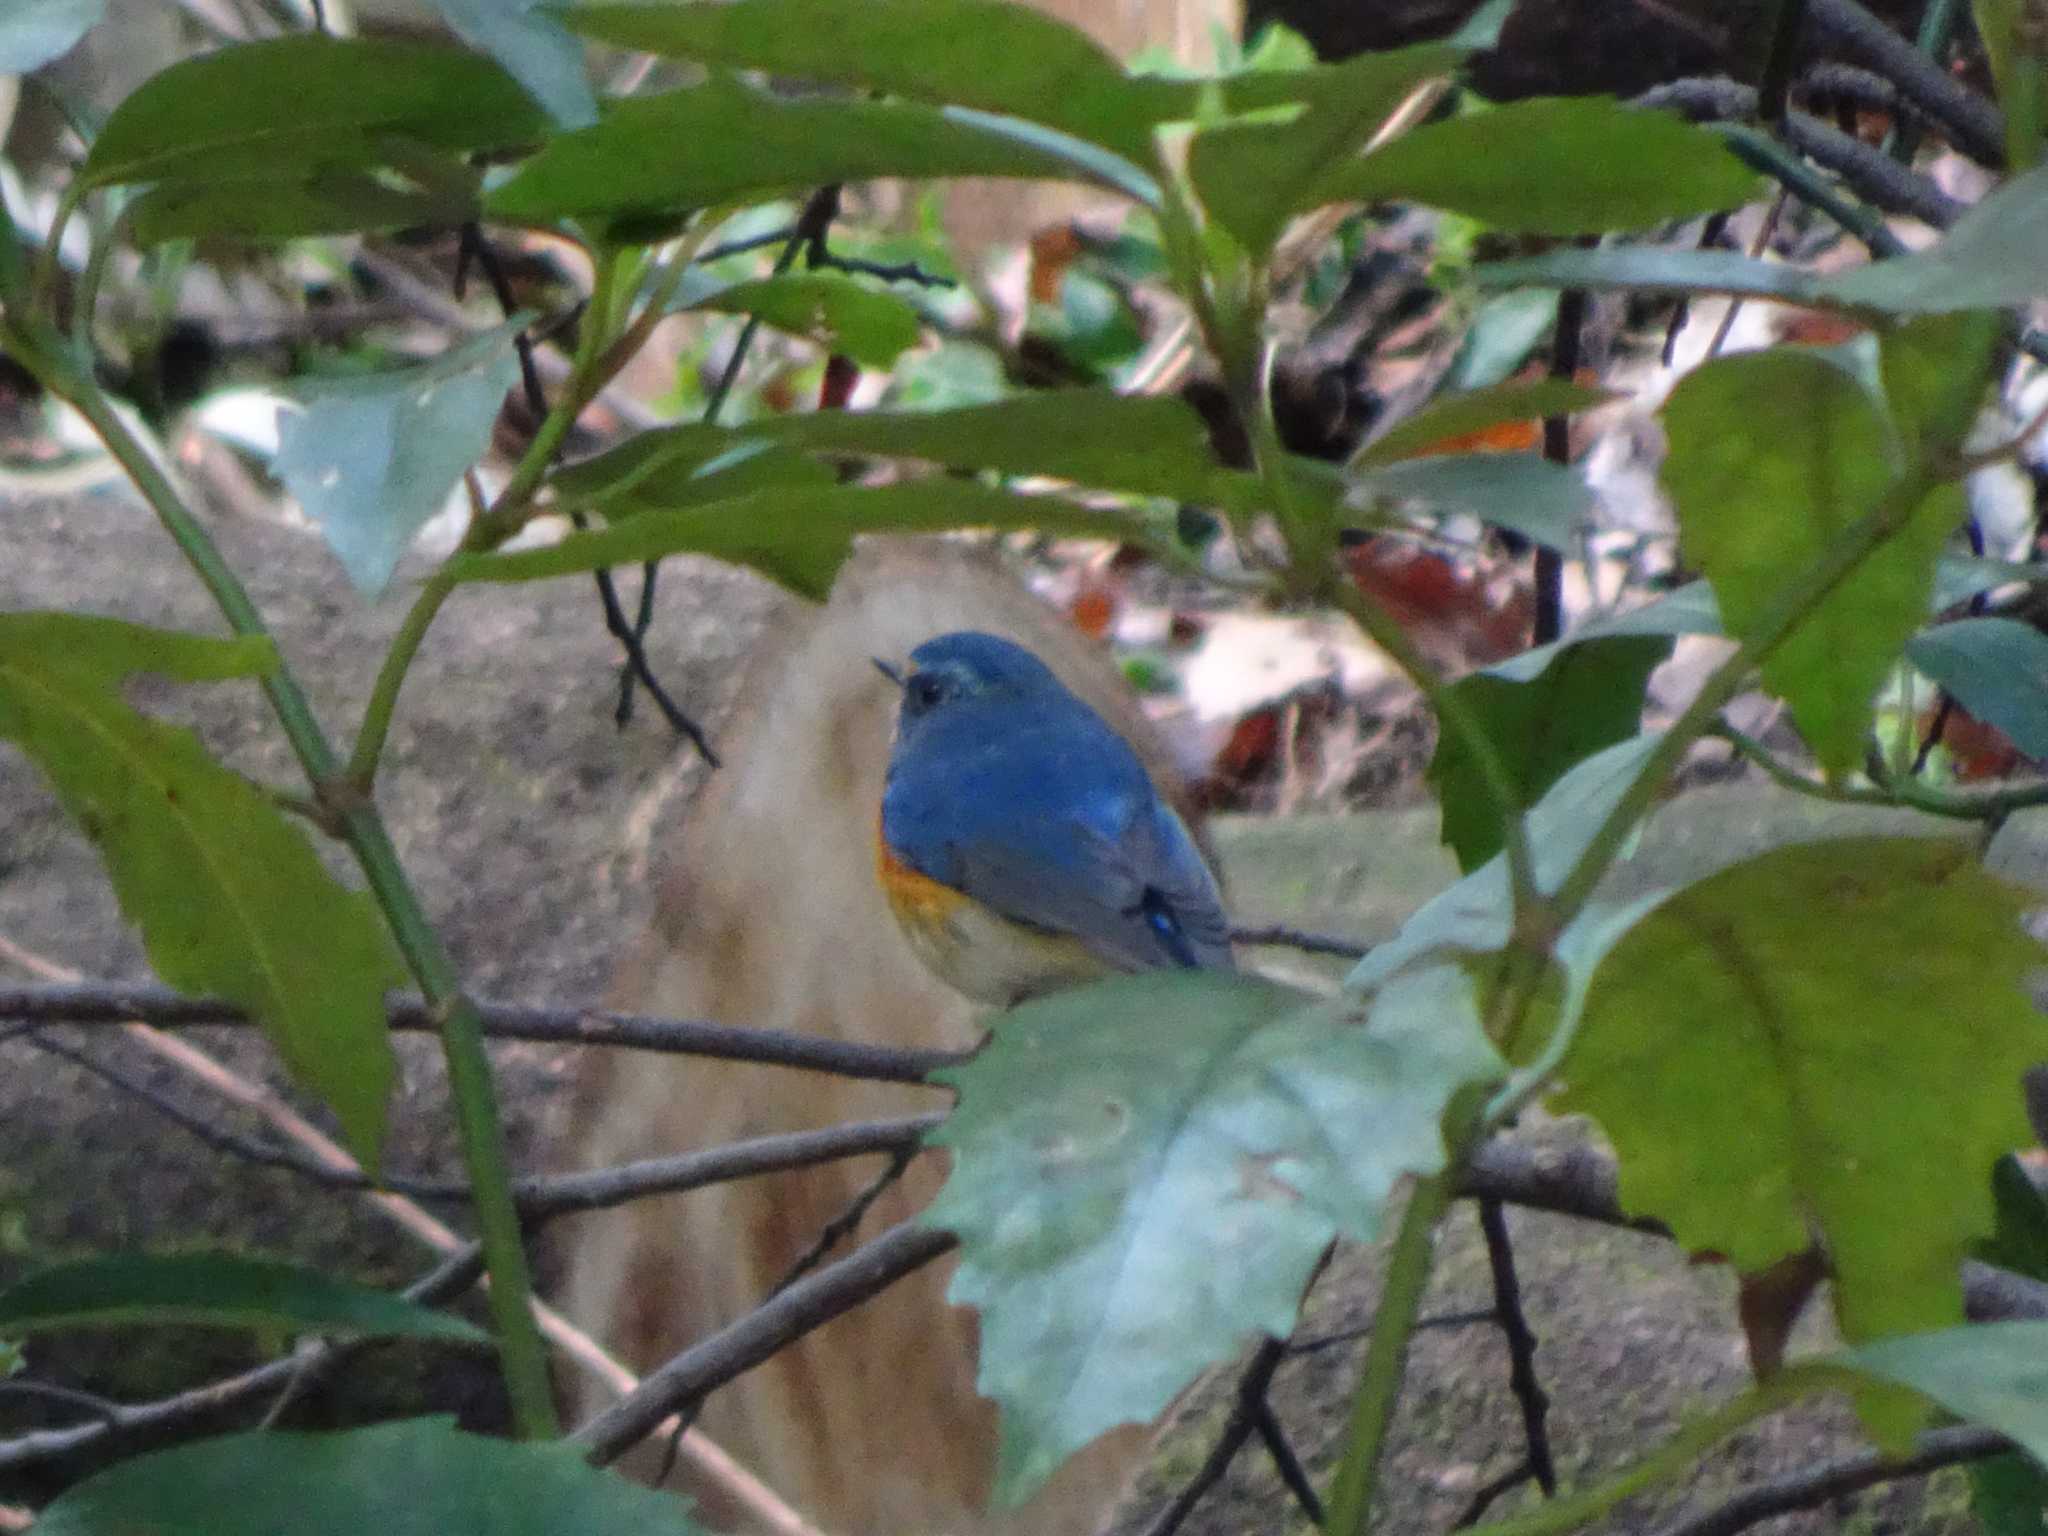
[0,980,964,1083]
[1137,1337,1292,1536]
[1476,1198,1557,1496]
[1649,1424,2011,1536]
[1229,923,1369,958]
[1457,1459,1538,1529]
[574,1219,958,1467]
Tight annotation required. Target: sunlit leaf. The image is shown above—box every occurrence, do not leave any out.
[1427,637,1670,873]
[0,615,402,1168]
[0,1255,485,1342]
[1315,97,1761,235]
[84,36,545,188]
[1662,349,1959,779]
[272,321,522,598]
[925,968,1503,1504]
[690,273,924,368]
[33,1418,709,1536]
[451,481,1144,599]
[565,0,1182,162]
[487,74,1125,226]
[1558,838,2044,1444]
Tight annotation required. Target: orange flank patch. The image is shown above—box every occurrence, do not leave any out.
[875,832,971,931]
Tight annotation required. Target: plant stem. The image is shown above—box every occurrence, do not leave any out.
[1324,1166,1455,1535]
[1462,1364,1845,1536]
[12,331,560,1440]
[348,572,455,786]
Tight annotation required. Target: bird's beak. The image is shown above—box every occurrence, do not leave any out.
[873,658,906,688]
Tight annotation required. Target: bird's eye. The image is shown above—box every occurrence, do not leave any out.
[908,674,947,711]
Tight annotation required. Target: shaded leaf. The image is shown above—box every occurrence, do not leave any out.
[273,321,522,598]
[1485,582,1721,684]
[1909,618,2048,762]
[84,36,545,188]
[129,169,477,247]
[1557,838,2044,1443]
[1187,42,1466,255]
[0,1255,485,1342]
[1316,97,1761,236]
[1477,163,2048,316]
[0,0,103,74]
[430,0,596,129]
[1427,636,1670,873]
[925,968,1503,1504]
[1361,451,1592,551]
[1662,349,1958,778]
[451,481,1144,599]
[1881,311,2003,458]
[1973,1453,2048,1536]
[0,615,402,1168]
[600,441,837,516]
[1838,1320,2048,1461]
[691,274,923,368]
[1356,377,1615,468]
[33,1418,708,1536]
[487,74,1127,226]
[565,0,1182,162]
[1979,1154,2048,1280]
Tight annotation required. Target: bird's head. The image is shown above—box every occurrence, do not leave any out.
[874,630,1065,733]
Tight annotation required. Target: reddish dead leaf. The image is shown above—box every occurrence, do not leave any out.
[1406,418,1542,458]
[1777,312,1868,347]
[1344,538,1534,666]
[1736,1246,1830,1379]
[1925,701,2027,781]
[820,353,860,411]
[1028,223,1084,307]
[1069,575,1119,641]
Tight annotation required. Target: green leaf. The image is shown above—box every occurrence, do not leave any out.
[1314,97,1760,236]
[430,0,597,128]
[924,969,1503,1505]
[272,321,523,598]
[1356,378,1614,468]
[1187,41,1465,255]
[0,614,402,1168]
[1485,582,1721,684]
[564,0,1181,163]
[1974,1453,2048,1536]
[487,74,1127,226]
[1444,289,1559,391]
[0,1255,485,1342]
[552,389,1248,509]
[1558,838,2044,1443]
[83,36,546,188]
[1428,636,1670,873]
[128,169,478,247]
[32,1418,709,1536]
[1881,311,2003,458]
[0,0,104,74]
[1979,1155,2048,1280]
[1908,617,2048,762]
[690,273,924,369]
[1661,349,1958,779]
[1477,164,2048,316]
[1837,1321,2048,1462]
[1361,451,1592,551]
[598,440,838,517]
[451,481,1144,599]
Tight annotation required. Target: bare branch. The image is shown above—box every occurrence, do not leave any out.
[1651,1424,2011,1536]
[0,981,963,1083]
[574,1220,957,1467]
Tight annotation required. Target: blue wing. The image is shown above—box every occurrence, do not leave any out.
[882,703,1233,973]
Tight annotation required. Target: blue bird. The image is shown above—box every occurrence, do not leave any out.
[875,630,1233,1005]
